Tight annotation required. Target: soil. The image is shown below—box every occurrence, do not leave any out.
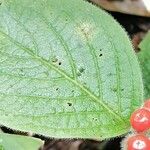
[110,11,150,51]
[1,8,150,150]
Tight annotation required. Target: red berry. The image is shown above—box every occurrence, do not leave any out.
[130,108,150,132]
[144,99,150,111]
[127,134,150,150]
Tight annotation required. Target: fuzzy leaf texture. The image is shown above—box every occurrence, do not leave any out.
[0,133,43,150]
[138,32,150,99]
[0,0,143,139]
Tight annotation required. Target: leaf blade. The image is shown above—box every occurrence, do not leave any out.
[0,133,43,150]
[138,31,150,99]
[0,0,143,139]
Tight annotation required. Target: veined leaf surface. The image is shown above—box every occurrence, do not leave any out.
[138,32,150,99]
[0,0,143,139]
[0,133,43,150]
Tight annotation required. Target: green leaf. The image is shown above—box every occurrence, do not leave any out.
[0,0,143,139]
[0,133,43,150]
[138,31,150,99]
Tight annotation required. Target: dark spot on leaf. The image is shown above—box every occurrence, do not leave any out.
[77,72,81,76]
[79,67,85,73]
[100,49,102,51]
[56,88,59,91]
[5,113,8,116]
[58,62,62,65]
[108,73,112,76]
[93,118,98,121]
[77,67,85,76]
[112,118,116,122]
[10,84,13,88]
[67,102,72,106]
[19,69,25,76]
[112,87,117,92]
[72,90,74,93]
[121,88,124,91]
[52,56,58,63]
[99,54,103,57]
[44,71,49,76]
[83,82,87,85]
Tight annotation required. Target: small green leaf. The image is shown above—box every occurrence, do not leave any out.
[0,0,143,139]
[0,133,43,150]
[138,31,150,99]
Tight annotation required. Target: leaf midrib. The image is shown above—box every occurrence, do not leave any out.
[0,30,125,123]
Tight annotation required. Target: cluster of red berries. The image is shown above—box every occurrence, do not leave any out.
[126,99,150,150]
